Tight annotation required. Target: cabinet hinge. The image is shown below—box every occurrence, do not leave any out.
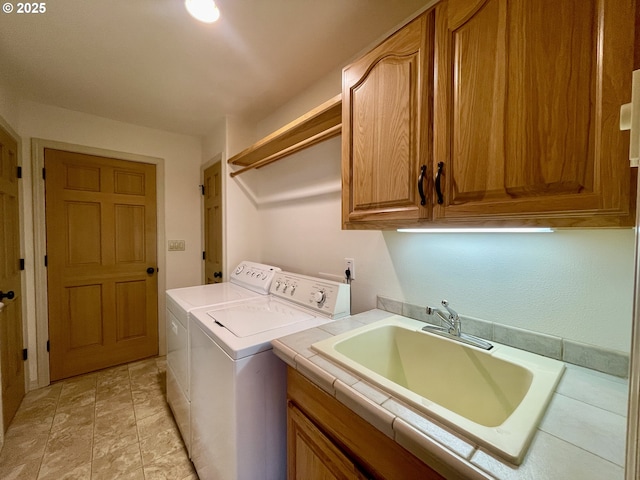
[200,184,205,195]
[17,166,22,179]
[47,340,50,352]
[19,258,25,270]
[202,251,206,260]
[44,255,48,267]
[22,348,27,361]
[42,167,46,180]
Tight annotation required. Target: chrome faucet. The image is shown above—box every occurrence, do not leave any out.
[426,300,461,336]
[423,299,493,350]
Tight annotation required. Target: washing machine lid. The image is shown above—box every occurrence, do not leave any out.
[167,283,265,325]
[206,297,315,338]
[168,283,262,309]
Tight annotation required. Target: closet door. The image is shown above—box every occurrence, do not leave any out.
[45,149,158,381]
[0,124,24,430]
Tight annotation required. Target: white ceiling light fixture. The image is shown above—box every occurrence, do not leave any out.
[185,0,220,23]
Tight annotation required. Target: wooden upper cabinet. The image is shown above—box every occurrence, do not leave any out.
[433,0,636,225]
[342,0,636,229]
[342,10,435,229]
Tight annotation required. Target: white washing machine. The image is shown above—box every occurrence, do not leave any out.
[189,271,350,480]
[165,261,280,454]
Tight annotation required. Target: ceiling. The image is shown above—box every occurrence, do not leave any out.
[0,0,430,136]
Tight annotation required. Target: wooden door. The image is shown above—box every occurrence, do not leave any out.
[342,10,435,229]
[433,0,635,225]
[287,403,368,480]
[45,149,158,381]
[203,162,222,284]
[0,125,24,430]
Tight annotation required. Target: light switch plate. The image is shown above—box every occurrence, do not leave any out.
[168,240,185,251]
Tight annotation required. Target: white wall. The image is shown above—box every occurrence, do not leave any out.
[0,82,20,128]
[257,150,635,353]
[231,74,636,354]
[221,116,263,272]
[0,94,204,386]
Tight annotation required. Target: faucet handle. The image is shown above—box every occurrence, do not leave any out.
[441,299,458,319]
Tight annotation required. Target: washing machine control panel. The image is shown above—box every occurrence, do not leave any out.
[229,261,281,294]
[271,272,350,319]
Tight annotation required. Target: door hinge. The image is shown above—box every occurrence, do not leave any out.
[22,348,27,361]
[42,167,46,180]
[44,255,48,267]
[200,184,205,195]
[202,251,206,260]
[47,340,50,352]
[17,166,22,178]
[19,258,25,270]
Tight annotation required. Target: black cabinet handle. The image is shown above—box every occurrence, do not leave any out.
[435,162,444,205]
[146,267,156,275]
[418,165,427,206]
[213,272,222,278]
[0,291,15,301]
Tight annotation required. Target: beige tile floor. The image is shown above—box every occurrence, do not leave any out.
[0,356,198,480]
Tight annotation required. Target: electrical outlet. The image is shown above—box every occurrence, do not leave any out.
[344,257,355,280]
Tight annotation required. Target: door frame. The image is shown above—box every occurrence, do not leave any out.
[31,138,166,388]
[626,169,640,480]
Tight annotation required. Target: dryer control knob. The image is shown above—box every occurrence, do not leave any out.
[313,290,326,305]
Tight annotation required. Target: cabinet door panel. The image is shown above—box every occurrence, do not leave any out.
[504,0,594,198]
[353,58,414,209]
[343,11,434,228]
[287,402,367,480]
[435,0,635,223]
[450,0,507,203]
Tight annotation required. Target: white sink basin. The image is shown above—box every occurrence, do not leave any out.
[312,315,565,464]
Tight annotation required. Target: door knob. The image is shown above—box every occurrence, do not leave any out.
[213,272,222,278]
[146,267,157,275]
[0,291,15,301]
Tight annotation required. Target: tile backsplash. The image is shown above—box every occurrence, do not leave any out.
[377,296,629,378]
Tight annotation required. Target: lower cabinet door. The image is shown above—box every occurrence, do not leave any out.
[287,402,369,480]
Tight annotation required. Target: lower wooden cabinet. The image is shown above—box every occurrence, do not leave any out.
[288,402,369,480]
[286,367,445,480]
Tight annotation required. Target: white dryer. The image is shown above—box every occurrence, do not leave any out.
[189,271,350,480]
[165,261,280,454]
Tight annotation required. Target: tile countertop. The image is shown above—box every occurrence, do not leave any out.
[271,309,629,480]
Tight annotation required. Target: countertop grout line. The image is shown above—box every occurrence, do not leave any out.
[552,389,627,419]
[540,429,627,468]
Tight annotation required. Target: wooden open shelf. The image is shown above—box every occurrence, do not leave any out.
[228,94,342,177]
